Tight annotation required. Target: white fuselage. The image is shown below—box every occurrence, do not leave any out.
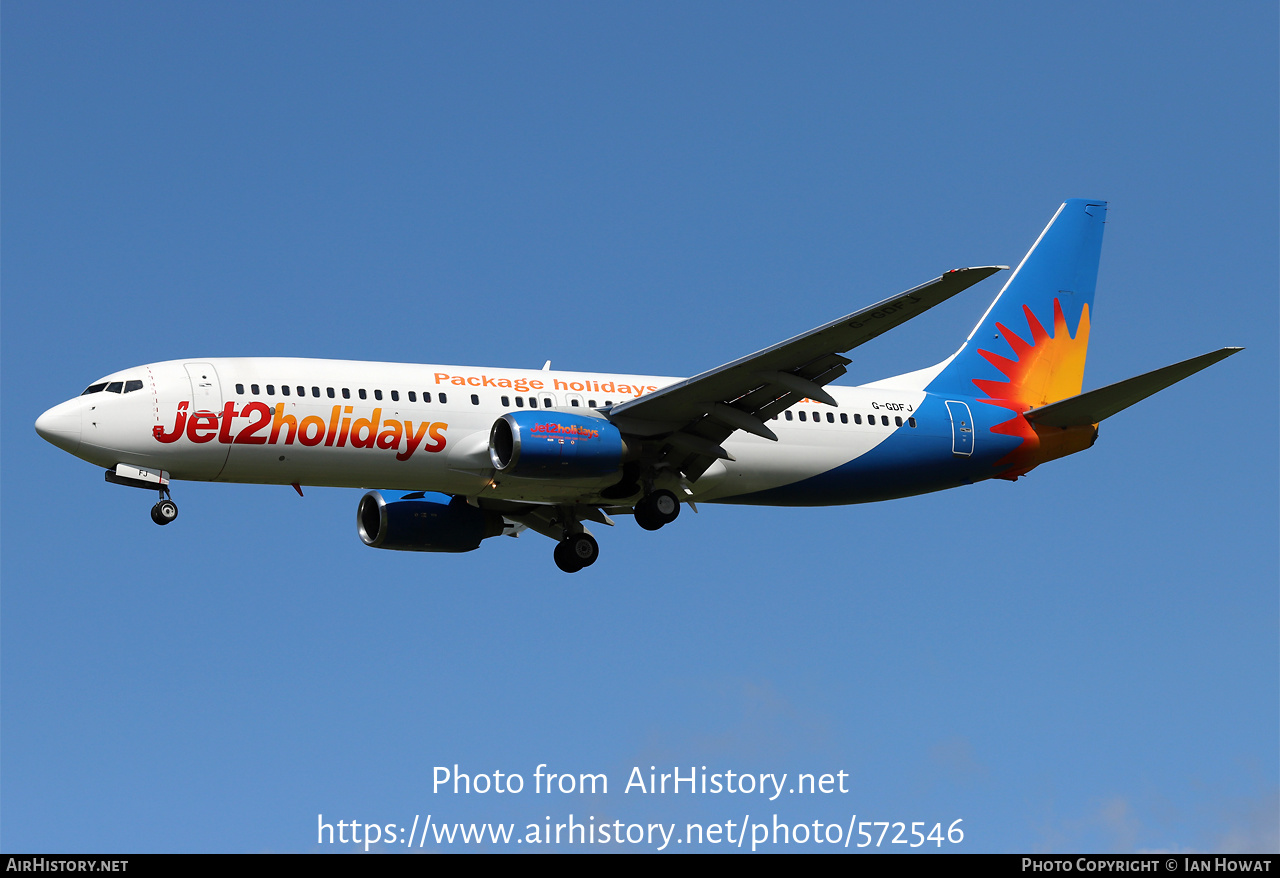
[38,357,934,506]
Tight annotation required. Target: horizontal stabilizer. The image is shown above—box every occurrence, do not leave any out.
[1024,347,1243,428]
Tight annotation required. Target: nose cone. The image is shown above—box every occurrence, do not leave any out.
[35,400,82,454]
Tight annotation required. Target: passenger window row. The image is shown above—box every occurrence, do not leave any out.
[777,409,918,428]
[231,383,623,413]
[235,384,450,405]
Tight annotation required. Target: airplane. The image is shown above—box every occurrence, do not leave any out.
[35,199,1241,572]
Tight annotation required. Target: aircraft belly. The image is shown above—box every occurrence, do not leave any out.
[694,437,870,501]
[222,452,487,493]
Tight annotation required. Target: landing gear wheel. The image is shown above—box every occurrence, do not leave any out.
[651,489,679,523]
[151,498,178,526]
[634,489,680,531]
[553,532,598,573]
[635,506,662,531]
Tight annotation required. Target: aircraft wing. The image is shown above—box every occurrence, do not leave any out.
[607,265,1005,479]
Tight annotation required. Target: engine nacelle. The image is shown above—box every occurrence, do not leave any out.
[489,411,626,479]
[357,490,505,553]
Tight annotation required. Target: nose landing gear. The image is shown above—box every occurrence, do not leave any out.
[103,465,178,526]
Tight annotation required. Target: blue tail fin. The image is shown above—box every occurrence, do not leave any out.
[925,199,1107,404]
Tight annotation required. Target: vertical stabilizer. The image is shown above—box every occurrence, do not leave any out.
[925,199,1106,404]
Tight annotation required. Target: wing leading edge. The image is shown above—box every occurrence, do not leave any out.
[607,265,1006,479]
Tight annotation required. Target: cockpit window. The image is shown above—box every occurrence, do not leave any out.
[81,383,108,395]
[124,380,144,393]
[106,382,124,393]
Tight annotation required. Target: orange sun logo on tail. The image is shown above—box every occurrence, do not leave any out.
[974,298,1093,478]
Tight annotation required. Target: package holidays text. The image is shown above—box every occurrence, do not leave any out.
[431,372,658,397]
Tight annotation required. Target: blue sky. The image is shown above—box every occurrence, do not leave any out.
[3,2,1276,853]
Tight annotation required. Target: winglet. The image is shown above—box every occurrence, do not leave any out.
[1024,347,1243,428]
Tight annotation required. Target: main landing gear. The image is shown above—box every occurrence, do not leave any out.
[553,532,599,573]
[539,490,681,572]
[634,489,680,531]
[150,488,178,526]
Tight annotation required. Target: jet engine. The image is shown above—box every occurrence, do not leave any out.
[489,411,628,480]
[357,490,505,552]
